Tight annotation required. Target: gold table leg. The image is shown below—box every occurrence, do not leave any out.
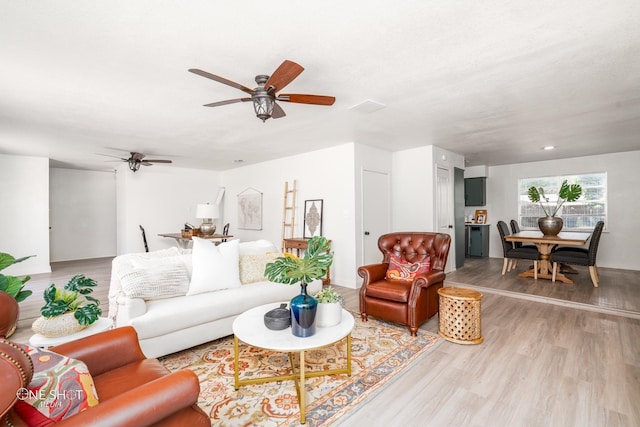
[233,333,352,424]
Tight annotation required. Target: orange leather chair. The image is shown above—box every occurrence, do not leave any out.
[1,326,209,426]
[358,232,451,336]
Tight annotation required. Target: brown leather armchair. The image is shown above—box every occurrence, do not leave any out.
[358,232,451,335]
[1,326,209,426]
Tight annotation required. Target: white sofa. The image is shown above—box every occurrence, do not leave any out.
[108,239,321,358]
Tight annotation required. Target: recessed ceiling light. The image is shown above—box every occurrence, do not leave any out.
[349,100,386,114]
[543,146,555,151]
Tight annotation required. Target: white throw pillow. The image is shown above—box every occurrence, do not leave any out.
[187,238,241,295]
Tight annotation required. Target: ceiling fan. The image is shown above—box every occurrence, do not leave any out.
[188,60,335,122]
[99,152,172,172]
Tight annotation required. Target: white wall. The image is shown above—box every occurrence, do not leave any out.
[390,145,464,231]
[391,146,435,230]
[222,143,358,287]
[116,164,222,254]
[0,154,51,275]
[488,150,640,270]
[50,168,117,261]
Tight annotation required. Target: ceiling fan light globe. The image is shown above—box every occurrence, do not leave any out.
[253,92,274,122]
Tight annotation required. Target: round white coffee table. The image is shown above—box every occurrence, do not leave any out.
[29,317,113,348]
[233,302,354,424]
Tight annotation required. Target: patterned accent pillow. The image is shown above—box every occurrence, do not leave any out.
[239,252,283,284]
[385,253,430,282]
[14,345,99,424]
[118,263,190,300]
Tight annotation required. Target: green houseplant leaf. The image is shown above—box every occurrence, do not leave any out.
[528,180,582,217]
[39,274,102,325]
[264,236,333,285]
[0,252,35,302]
[314,286,343,304]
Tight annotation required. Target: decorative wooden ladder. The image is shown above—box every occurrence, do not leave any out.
[281,180,297,251]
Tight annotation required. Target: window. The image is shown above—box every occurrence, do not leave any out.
[518,173,607,230]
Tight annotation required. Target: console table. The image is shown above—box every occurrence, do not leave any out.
[158,233,232,249]
[283,238,332,284]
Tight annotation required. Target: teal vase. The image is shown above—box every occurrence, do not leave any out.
[290,283,317,337]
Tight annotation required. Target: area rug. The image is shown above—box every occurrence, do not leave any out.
[159,314,441,426]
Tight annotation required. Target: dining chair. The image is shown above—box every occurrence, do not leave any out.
[139,225,149,252]
[551,221,605,287]
[497,221,540,277]
[509,219,537,250]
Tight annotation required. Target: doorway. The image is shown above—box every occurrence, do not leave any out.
[435,166,454,272]
[362,169,390,266]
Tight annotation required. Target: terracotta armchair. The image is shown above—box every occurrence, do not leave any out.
[358,232,451,335]
[1,326,209,427]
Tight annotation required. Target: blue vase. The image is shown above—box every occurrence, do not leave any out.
[290,283,317,337]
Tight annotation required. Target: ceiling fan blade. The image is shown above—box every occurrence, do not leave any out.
[272,102,286,119]
[265,60,304,94]
[144,160,172,164]
[203,98,252,107]
[278,94,336,106]
[188,69,254,95]
[97,153,128,161]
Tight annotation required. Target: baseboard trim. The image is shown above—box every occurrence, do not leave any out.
[445,281,640,320]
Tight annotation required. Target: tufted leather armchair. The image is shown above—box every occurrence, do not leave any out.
[358,232,451,336]
[1,326,209,426]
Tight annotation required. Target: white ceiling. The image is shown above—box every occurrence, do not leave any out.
[1,1,640,171]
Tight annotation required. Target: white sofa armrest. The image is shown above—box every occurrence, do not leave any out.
[113,294,147,326]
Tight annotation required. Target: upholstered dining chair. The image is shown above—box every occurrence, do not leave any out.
[497,221,541,276]
[509,219,537,250]
[358,232,451,336]
[551,221,605,287]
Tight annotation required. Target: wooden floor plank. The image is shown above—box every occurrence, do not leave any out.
[8,256,640,426]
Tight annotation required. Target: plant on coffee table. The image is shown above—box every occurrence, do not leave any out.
[32,274,102,338]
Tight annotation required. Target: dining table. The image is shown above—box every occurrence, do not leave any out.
[505,230,591,284]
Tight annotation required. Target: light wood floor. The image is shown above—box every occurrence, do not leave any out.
[10,257,640,426]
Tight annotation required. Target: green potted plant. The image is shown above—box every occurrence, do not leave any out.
[528,180,582,236]
[0,252,35,338]
[0,252,36,302]
[32,274,102,338]
[264,236,333,337]
[314,286,343,328]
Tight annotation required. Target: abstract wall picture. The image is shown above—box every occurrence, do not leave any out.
[238,188,262,230]
[303,199,323,238]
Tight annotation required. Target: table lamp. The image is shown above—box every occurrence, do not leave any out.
[196,203,219,236]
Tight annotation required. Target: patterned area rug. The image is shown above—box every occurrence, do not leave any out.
[160,314,441,426]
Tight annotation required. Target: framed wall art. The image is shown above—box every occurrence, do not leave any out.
[237,188,262,230]
[303,199,323,238]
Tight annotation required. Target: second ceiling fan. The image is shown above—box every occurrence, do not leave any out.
[189,60,335,122]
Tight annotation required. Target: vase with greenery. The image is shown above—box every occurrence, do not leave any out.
[32,274,102,338]
[264,236,333,337]
[314,286,343,328]
[528,180,582,236]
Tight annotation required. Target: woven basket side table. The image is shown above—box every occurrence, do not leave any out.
[437,287,483,345]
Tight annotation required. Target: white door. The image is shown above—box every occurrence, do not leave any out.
[436,166,454,272]
[362,170,390,266]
